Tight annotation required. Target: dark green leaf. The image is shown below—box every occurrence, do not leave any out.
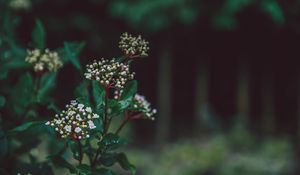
[99,133,127,151]
[92,81,105,109]
[117,153,136,175]
[11,72,34,114]
[93,168,116,175]
[49,155,76,174]
[64,42,85,70]
[70,140,81,161]
[15,138,41,155]
[32,19,46,49]
[74,81,91,107]
[99,153,117,167]
[8,121,45,135]
[0,96,5,107]
[37,73,56,102]
[47,103,61,114]
[108,99,122,117]
[76,164,91,175]
[119,80,137,109]
[2,58,27,69]
[120,80,137,102]
[0,69,8,80]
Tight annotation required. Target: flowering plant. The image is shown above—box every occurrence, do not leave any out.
[48,33,155,174]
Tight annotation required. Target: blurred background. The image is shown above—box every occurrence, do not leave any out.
[1,0,300,174]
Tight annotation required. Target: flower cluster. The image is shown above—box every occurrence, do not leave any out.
[9,0,31,10]
[45,100,100,140]
[84,58,135,89]
[130,94,157,120]
[119,32,149,58]
[25,48,63,72]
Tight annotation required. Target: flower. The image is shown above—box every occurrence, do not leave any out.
[9,0,31,10]
[119,32,149,58]
[25,48,63,72]
[130,94,157,120]
[45,100,100,140]
[84,58,135,89]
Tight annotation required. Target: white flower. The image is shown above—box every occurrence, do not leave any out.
[76,114,82,121]
[55,119,62,124]
[84,58,134,89]
[93,114,99,118]
[85,107,92,113]
[68,111,76,115]
[64,125,72,132]
[25,48,62,72]
[74,127,82,133]
[88,120,96,129]
[46,100,100,140]
[71,100,77,105]
[130,94,157,120]
[78,104,84,109]
[119,32,149,57]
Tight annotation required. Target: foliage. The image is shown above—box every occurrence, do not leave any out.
[0,2,156,174]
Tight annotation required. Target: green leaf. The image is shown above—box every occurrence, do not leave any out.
[0,69,8,80]
[11,72,34,114]
[70,140,81,161]
[119,80,137,109]
[261,0,285,25]
[75,81,90,98]
[2,57,27,69]
[64,42,85,70]
[0,96,5,107]
[117,153,136,175]
[99,153,136,175]
[92,81,105,109]
[49,155,76,174]
[99,133,127,151]
[99,153,118,167]
[108,99,122,117]
[8,121,45,135]
[93,168,116,175]
[37,73,56,102]
[76,164,92,175]
[120,80,137,102]
[75,81,90,106]
[32,19,46,49]
[47,103,61,114]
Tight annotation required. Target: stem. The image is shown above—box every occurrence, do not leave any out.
[78,140,83,165]
[34,75,41,102]
[115,111,130,135]
[103,86,110,134]
[92,85,110,168]
[91,148,101,168]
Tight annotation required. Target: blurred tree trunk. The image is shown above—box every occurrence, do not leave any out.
[298,74,300,141]
[194,61,210,133]
[237,62,249,125]
[262,72,275,135]
[155,47,172,148]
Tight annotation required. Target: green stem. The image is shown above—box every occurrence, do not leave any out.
[92,86,110,168]
[115,111,130,135]
[103,86,110,134]
[78,140,83,165]
[91,148,101,168]
[34,73,41,102]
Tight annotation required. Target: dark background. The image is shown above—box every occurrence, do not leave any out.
[1,0,300,174]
